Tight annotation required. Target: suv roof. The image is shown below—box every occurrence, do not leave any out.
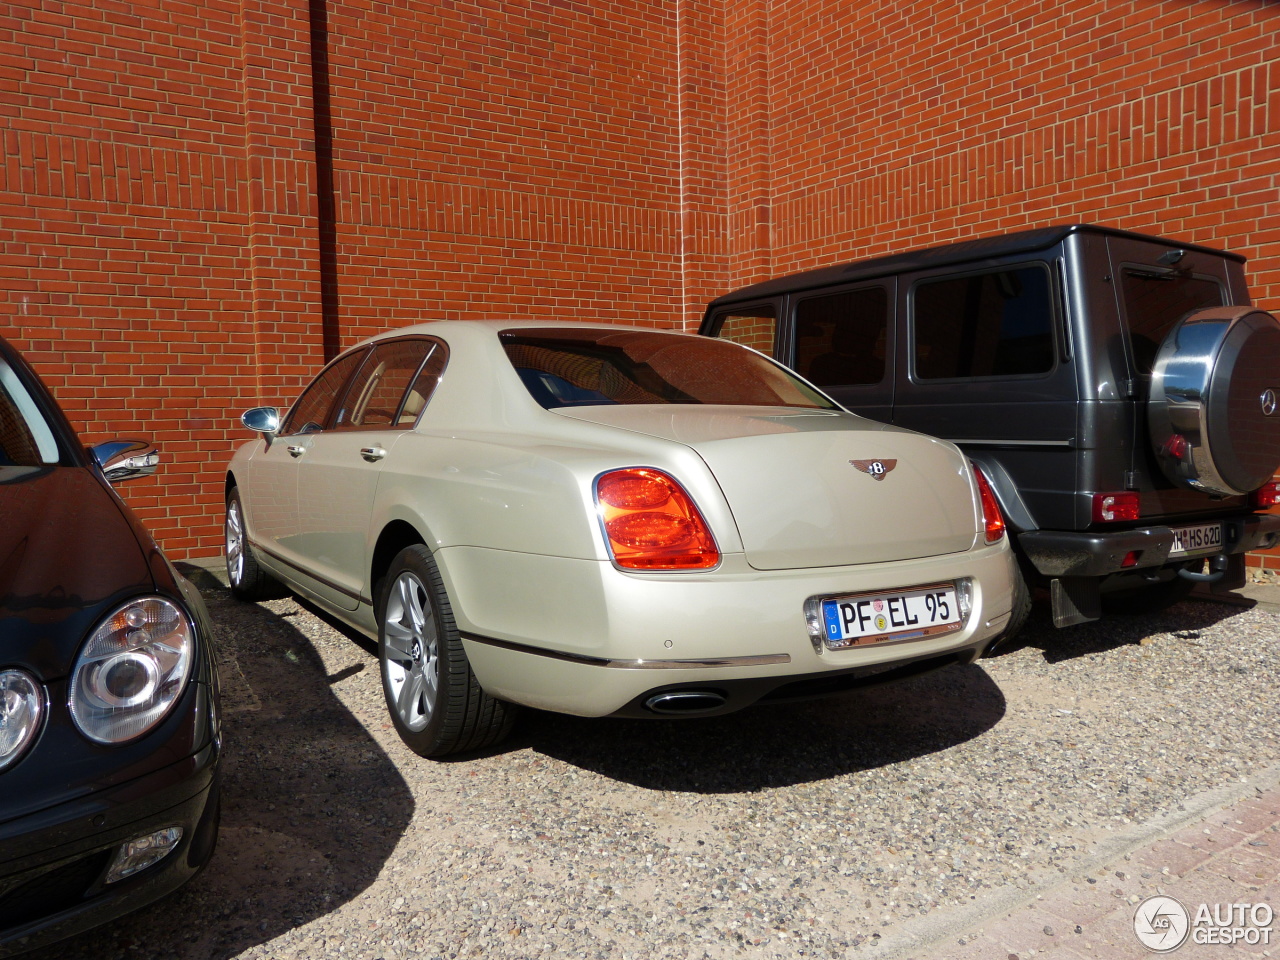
[708,223,1245,306]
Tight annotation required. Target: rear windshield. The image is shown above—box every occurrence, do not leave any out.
[500,328,838,410]
[1120,267,1225,374]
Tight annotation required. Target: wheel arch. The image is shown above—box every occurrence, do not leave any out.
[967,454,1038,533]
[371,519,429,610]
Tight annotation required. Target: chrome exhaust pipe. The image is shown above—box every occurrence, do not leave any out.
[644,690,727,715]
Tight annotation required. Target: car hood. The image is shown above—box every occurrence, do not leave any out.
[0,465,154,678]
[553,405,982,570]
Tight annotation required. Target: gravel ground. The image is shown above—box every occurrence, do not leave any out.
[24,568,1280,960]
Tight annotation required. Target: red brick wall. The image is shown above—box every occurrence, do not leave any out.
[757,0,1280,304]
[318,0,735,342]
[0,0,282,555]
[1,0,1278,561]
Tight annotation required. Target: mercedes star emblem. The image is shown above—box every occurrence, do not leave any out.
[1262,389,1278,417]
[850,459,898,480]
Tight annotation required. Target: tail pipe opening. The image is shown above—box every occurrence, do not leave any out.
[643,690,727,715]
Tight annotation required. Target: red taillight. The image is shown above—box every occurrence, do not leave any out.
[1092,491,1140,523]
[595,468,719,570]
[972,465,1005,544]
[1163,434,1190,462]
[1252,481,1280,510]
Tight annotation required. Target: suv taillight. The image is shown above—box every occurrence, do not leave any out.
[1092,492,1140,523]
[1252,481,1280,510]
[595,468,720,570]
[972,465,1005,543]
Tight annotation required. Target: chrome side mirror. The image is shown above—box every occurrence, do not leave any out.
[91,440,160,484]
[241,406,281,436]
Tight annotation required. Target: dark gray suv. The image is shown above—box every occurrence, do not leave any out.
[699,224,1280,634]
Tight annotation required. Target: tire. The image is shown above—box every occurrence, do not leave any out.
[1148,307,1280,496]
[983,556,1033,656]
[377,545,516,758]
[1100,573,1196,616]
[225,487,279,601]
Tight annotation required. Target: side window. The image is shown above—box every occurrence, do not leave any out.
[913,264,1055,380]
[396,340,449,425]
[334,339,441,430]
[711,304,778,357]
[1119,267,1224,374]
[281,349,366,436]
[794,286,888,387]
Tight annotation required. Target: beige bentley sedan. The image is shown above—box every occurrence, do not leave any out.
[224,322,1018,757]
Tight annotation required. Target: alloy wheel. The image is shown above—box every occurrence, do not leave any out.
[382,570,440,732]
[225,499,245,586]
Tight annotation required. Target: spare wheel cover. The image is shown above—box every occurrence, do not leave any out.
[1147,306,1280,497]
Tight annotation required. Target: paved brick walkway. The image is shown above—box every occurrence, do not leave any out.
[913,783,1280,959]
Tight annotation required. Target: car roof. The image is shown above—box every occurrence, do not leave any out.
[347,319,696,349]
[705,223,1244,308]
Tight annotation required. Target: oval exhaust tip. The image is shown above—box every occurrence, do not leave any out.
[644,690,727,715]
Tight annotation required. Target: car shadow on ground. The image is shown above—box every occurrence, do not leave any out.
[517,661,1006,792]
[991,593,1251,664]
[21,567,414,960]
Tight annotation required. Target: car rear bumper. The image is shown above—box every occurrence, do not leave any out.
[446,542,1015,717]
[1018,512,1280,578]
[0,742,220,956]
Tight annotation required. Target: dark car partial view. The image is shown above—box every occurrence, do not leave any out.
[700,224,1280,633]
[0,335,221,956]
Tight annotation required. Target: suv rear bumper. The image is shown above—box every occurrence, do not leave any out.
[1018,512,1280,578]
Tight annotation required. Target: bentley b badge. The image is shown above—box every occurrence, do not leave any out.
[850,459,897,480]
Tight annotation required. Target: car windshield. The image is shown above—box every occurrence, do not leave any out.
[500,328,838,410]
[0,357,60,467]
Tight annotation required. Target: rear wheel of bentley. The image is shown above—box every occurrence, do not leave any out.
[377,545,516,758]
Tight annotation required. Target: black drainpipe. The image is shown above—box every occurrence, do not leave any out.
[308,0,340,361]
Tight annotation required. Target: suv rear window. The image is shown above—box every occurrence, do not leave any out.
[1120,267,1224,374]
[913,264,1055,379]
[501,328,836,410]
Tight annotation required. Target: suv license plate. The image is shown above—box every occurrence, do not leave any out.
[821,584,962,650]
[1168,522,1222,557]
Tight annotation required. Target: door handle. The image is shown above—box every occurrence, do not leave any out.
[360,446,387,462]
[287,445,306,458]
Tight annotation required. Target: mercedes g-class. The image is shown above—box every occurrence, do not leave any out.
[699,224,1280,635]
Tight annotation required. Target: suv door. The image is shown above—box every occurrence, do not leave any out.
[892,260,1078,529]
[784,281,895,424]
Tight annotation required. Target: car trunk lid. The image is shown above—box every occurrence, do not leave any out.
[554,406,980,570]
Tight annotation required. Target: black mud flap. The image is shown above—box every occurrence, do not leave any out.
[1050,576,1101,627]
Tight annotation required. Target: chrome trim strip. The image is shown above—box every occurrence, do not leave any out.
[460,632,790,669]
[947,438,1073,447]
[250,537,372,605]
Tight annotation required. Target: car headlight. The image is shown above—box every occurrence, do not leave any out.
[69,597,195,744]
[0,669,45,772]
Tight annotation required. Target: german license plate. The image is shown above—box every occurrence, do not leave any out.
[1168,522,1222,557]
[821,583,962,650]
